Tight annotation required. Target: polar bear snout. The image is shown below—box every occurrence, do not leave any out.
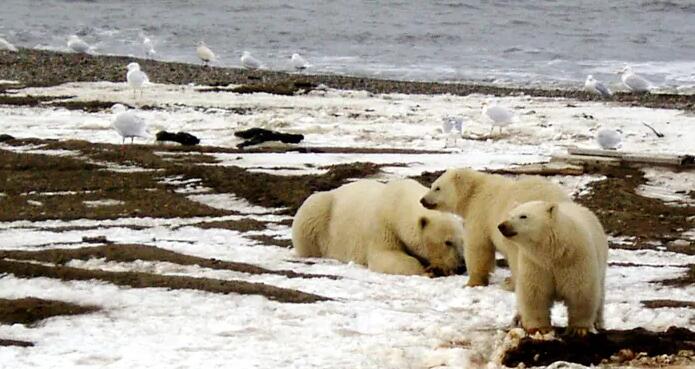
[497,221,517,237]
[420,197,436,209]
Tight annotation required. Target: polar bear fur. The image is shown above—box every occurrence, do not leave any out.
[497,200,608,335]
[420,168,570,287]
[292,178,464,276]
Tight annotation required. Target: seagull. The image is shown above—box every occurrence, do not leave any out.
[442,115,464,147]
[618,66,651,93]
[67,35,90,53]
[596,128,621,150]
[126,62,149,97]
[196,41,215,66]
[482,102,515,136]
[142,37,156,58]
[241,51,262,70]
[111,104,148,144]
[0,36,18,52]
[584,75,612,98]
[291,53,309,71]
[442,115,464,134]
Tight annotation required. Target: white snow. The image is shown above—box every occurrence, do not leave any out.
[0,80,693,369]
[1,82,692,156]
[637,167,695,206]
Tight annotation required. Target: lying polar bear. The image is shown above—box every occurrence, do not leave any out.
[292,178,465,276]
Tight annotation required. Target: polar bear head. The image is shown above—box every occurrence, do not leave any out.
[407,212,465,276]
[497,200,557,248]
[420,168,480,213]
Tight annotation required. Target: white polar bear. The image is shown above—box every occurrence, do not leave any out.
[497,200,608,336]
[420,168,570,287]
[292,178,465,276]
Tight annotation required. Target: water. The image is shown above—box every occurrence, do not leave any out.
[2,0,694,89]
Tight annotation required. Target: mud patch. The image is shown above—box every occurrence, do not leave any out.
[576,165,695,253]
[0,338,34,347]
[176,161,382,214]
[0,244,336,280]
[0,147,229,221]
[502,327,695,367]
[642,300,695,309]
[0,259,329,304]
[247,235,293,248]
[187,219,269,232]
[0,297,98,326]
[660,264,695,287]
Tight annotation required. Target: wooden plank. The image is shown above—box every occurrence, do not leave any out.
[487,162,585,176]
[566,147,694,167]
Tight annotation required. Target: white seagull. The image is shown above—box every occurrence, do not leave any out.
[441,115,464,147]
[584,75,612,98]
[618,66,651,93]
[482,102,515,136]
[196,41,215,66]
[67,35,90,53]
[142,37,156,58]
[442,115,464,135]
[111,104,148,144]
[596,128,622,150]
[126,62,149,97]
[0,37,18,52]
[241,51,262,70]
[291,53,309,71]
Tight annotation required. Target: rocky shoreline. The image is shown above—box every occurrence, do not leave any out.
[1,49,694,111]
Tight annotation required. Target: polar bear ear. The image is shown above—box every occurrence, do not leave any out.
[419,217,429,229]
[546,203,557,216]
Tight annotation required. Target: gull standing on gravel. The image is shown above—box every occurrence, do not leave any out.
[241,51,262,70]
[126,62,149,98]
[196,41,215,66]
[67,35,90,53]
[0,36,18,52]
[482,102,515,136]
[584,75,612,98]
[291,53,309,71]
[596,128,622,150]
[618,66,651,93]
[111,104,148,144]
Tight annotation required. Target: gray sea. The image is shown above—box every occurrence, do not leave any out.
[2,0,694,89]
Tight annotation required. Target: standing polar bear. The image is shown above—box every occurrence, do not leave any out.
[497,201,608,336]
[292,179,465,276]
[420,168,570,287]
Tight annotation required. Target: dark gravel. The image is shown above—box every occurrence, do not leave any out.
[1,49,693,111]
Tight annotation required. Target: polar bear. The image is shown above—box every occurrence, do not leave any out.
[292,178,464,276]
[420,168,570,287]
[497,200,608,336]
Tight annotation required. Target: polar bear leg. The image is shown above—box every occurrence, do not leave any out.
[566,291,598,334]
[518,263,553,332]
[292,192,333,257]
[367,249,426,275]
[464,230,495,286]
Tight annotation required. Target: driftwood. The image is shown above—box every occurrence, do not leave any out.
[502,326,695,367]
[553,146,695,167]
[642,122,665,138]
[486,162,585,176]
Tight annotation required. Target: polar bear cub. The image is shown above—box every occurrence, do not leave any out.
[497,200,608,336]
[420,168,570,287]
[292,178,464,276]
